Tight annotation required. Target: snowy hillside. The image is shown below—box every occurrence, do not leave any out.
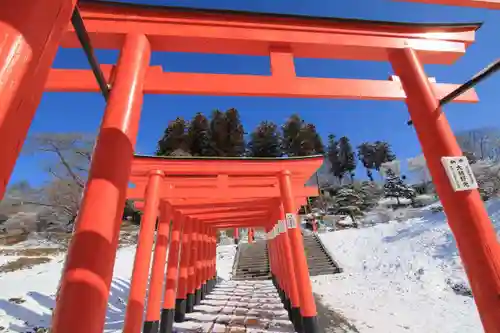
[312,199,500,333]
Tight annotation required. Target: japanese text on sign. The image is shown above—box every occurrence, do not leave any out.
[285,213,297,228]
[279,220,287,234]
[441,156,478,192]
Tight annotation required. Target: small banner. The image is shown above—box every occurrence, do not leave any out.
[285,213,298,229]
[279,220,287,234]
[441,156,478,192]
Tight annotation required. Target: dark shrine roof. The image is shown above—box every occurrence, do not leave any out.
[80,0,482,31]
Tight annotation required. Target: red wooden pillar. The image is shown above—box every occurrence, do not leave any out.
[203,225,211,296]
[123,170,164,333]
[234,227,240,244]
[144,202,172,333]
[198,224,207,299]
[0,0,76,199]
[209,228,217,290]
[266,225,276,284]
[248,228,254,243]
[275,220,287,298]
[390,47,500,333]
[195,224,206,303]
[52,33,150,333]
[186,218,199,313]
[279,171,319,333]
[175,215,193,322]
[159,211,183,333]
[278,204,302,332]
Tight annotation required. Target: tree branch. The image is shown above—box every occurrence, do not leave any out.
[49,143,85,188]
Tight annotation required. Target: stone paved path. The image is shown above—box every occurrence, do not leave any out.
[173,280,296,332]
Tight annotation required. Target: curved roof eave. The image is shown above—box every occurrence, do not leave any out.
[80,0,483,31]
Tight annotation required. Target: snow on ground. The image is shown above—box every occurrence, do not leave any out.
[0,241,237,332]
[312,199,500,333]
[216,244,237,281]
[2,198,500,333]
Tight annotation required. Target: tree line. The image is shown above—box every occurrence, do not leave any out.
[156,108,397,183]
[156,110,324,158]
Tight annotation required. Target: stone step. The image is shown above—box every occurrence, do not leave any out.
[235,270,270,274]
[232,275,272,279]
[306,250,328,258]
[307,260,330,264]
[237,267,269,271]
[174,280,295,332]
[309,268,342,276]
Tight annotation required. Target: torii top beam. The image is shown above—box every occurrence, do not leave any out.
[68,0,480,64]
[393,0,500,9]
[128,155,321,225]
[130,155,324,178]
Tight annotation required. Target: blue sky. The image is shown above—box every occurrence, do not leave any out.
[10,0,500,187]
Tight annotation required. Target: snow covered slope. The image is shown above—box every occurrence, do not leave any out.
[312,199,500,333]
[0,244,237,332]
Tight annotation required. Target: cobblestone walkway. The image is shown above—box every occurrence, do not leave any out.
[173,280,296,332]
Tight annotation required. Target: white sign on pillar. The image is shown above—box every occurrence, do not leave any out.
[280,220,287,234]
[441,156,479,192]
[285,213,297,229]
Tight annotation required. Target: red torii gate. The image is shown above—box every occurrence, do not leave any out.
[1,0,499,332]
[124,155,321,333]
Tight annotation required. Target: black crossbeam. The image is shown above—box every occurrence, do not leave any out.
[407,58,500,126]
[71,5,110,101]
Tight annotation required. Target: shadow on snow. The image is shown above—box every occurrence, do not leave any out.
[0,277,130,332]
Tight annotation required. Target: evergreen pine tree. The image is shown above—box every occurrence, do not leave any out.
[374,141,396,172]
[247,121,283,157]
[282,114,303,156]
[327,134,344,183]
[357,142,377,181]
[383,169,415,205]
[301,123,325,155]
[356,181,384,211]
[156,117,190,156]
[338,136,356,182]
[282,114,324,156]
[188,112,214,156]
[332,186,364,227]
[209,109,228,156]
[209,108,246,157]
[225,108,246,157]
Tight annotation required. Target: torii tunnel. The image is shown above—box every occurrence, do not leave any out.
[126,155,321,333]
[1,0,500,332]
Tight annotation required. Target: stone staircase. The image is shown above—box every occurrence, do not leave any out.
[232,241,271,281]
[302,233,342,276]
[174,280,295,332]
[232,234,341,280]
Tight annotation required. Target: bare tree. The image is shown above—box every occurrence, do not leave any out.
[21,133,95,225]
[23,133,94,189]
[456,127,500,161]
